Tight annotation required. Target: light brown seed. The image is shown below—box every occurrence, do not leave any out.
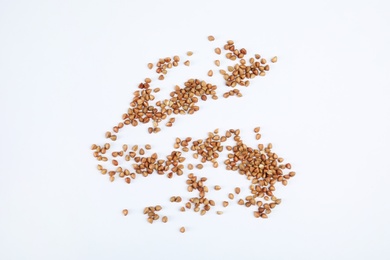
[234,187,241,194]
[158,75,164,80]
[196,164,203,169]
[214,185,221,190]
[271,56,278,63]
[223,201,229,207]
[254,127,260,133]
[207,70,213,77]
[216,211,223,215]
[187,51,193,56]
[145,144,151,150]
[162,216,168,223]
[214,48,221,55]
[180,227,185,233]
[184,60,190,66]
[228,193,234,200]
[147,63,153,69]
[256,133,261,140]
[122,209,128,216]
[208,35,215,41]
[214,60,220,66]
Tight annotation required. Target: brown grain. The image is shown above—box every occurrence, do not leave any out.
[208,35,215,41]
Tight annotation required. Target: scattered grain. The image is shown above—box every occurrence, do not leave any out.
[208,35,215,41]
[122,209,128,216]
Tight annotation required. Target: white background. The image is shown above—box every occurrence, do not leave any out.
[1,0,390,259]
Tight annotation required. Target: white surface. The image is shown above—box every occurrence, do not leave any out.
[1,0,390,259]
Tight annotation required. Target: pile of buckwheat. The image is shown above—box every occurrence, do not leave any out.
[91,35,294,233]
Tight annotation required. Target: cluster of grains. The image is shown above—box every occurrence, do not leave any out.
[91,36,292,232]
[219,47,272,88]
[103,36,277,136]
[184,174,216,216]
[143,205,167,224]
[112,77,219,136]
[190,128,224,168]
[148,56,181,80]
[158,79,218,119]
[222,127,293,218]
[211,39,278,98]
[92,126,295,229]
[93,142,188,183]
